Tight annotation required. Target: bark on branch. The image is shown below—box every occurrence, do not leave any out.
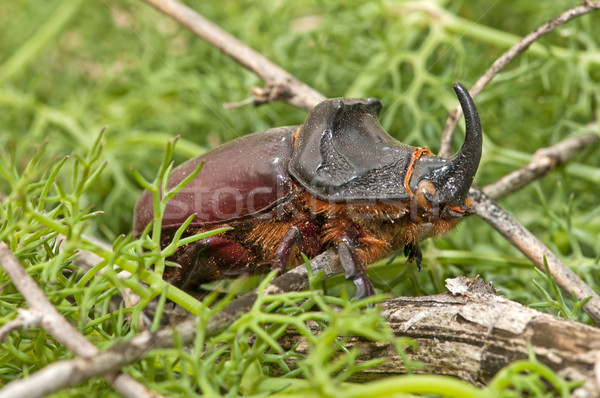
[469,188,600,324]
[278,278,600,397]
[482,133,599,200]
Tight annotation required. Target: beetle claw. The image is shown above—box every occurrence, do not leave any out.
[404,243,422,271]
[353,276,376,301]
[337,238,376,300]
[270,260,284,277]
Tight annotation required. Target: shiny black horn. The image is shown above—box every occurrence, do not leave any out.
[410,82,482,207]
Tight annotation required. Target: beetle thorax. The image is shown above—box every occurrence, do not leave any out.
[298,188,460,265]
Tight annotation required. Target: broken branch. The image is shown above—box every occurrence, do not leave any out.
[439,0,600,157]
[482,133,599,200]
[0,242,160,398]
[141,0,325,110]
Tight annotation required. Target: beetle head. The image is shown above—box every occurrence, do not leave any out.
[408,82,482,219]
[288,82,482,220]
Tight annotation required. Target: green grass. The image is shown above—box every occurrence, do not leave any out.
[1,0,599,396]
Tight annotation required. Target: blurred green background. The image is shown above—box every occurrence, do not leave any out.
[1,0,599,310]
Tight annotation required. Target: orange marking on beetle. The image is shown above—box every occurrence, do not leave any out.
[403,147,433,197]
[448,197,475,214]
[448,204,468,213]
[293,127,301,149]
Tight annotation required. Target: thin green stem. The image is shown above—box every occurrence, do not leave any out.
[343,374,493,398]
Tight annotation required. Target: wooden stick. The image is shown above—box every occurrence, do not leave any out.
[142,0,325,111]
[482,133,598,200]
[0,243,161,398]
[438,1,600,157]
[278,277,600,396]
[468,188,600,324]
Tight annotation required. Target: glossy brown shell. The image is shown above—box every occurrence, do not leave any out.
[134,86,481,237]
[133,126,297,236]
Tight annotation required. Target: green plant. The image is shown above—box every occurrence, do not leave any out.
[1,0,599,395]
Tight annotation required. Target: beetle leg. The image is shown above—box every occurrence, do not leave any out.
[167,240,211,290]
[337,238,375,299]
[206,235,254,277]
[272,226,302,275]
[272,221,321,275]
[168,235,253,290]
[404,242,422,271]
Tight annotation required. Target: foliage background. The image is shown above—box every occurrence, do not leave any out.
[0,0,599,396]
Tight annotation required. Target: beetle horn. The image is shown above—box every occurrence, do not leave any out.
[411,82,482,210]
[447,82,483,200]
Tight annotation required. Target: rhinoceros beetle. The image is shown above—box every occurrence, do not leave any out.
[133,82,482,298]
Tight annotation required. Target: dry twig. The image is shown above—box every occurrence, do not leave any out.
[482,133,598,200]
[0,309,41,342]
[469,189,600,323]
[0,242,161,398]
[472,132,600,321]
[0,251,341,396]
[141,0,325,111]
[439,0,600,157]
